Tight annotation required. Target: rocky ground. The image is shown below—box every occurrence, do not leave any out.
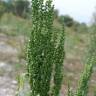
[0,34,24,96]
[0,33,96,96]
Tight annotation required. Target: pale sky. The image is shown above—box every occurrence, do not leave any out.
[53,0,96,24]
[29,0,96,24]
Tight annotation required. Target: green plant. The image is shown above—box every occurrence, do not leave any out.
[27,0,65,96]
[94,87,96,96]
[75,29,96,96]
[16,74,30,96]
[76,63,93,96]
[67,81,74,96]
[52,25,65,96]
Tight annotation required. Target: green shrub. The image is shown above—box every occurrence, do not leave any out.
[76,63,93,96]
[75,28,96,96]
[27,0,65,96]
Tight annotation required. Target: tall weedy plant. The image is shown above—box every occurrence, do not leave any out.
[76,28,96,96]
[76,63,93,96]
[27,0,65,96]
[52,25,65,96]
